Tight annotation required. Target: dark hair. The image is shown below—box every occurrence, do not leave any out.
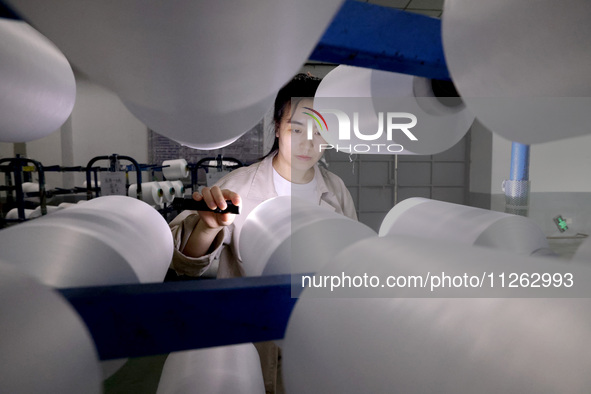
[262,73,322,159]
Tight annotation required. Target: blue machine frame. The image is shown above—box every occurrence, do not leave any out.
[59,275,300,360]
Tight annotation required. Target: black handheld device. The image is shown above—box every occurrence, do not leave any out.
[172,197,240,214]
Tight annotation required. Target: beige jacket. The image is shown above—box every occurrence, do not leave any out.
[169,153,356,393]
[169,152,357,279]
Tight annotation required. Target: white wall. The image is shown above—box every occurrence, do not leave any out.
[471,125,591,235]
[0,128,63,188]
[488,132,591,194]
[529,135,591,193]
[0,143,13,159]
[70,76,149,186]
[0,73,150,189]
[26,128,63,188]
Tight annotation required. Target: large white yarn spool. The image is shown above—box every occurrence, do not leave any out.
[379,198,551,256]
[0,195,174,287]
[5,205,62,220]
[156,344,265,394]
[6,196,169,379]
[128,182,164,206]
[7,0,344,148]
[314,65,474,155]
[162,159,189,180]
[442,0,591,144]
[5,207,35,219]
[30,205,62,217]
[122,95,273,150]
[0,19,75,142]
[239,196,376,276]
[0,261,101,393]
[283,235,591,393]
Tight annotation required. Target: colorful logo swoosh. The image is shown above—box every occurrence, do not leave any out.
[303,107,328,132]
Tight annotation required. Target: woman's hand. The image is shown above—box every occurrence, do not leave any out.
[181,186,241,258]
[193,186,241,230]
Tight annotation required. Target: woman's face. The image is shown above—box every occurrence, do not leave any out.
[275,98,325,176]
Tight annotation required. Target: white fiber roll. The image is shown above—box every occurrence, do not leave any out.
[156,344,265,394]
[442,0,591,144]
[29,205,63,218]
[7,0,343,113]
[5,207,35,219]
[162,159,189,180]
[53,196,174,283]
[283,236,591,393]
[21,181,39,193]
[128,182,163,206]
[170,180,186,198]
[159,181,176,203]
[7,0,343,148]
[314,65,474,155]
[82,180,101,188]
[0,19,76,143]
[239,196,376,276]
[122,95,272,150]
[379,198,551,256]
[0,261,101,393]
[0,196,174,287]
[6,205,62,220]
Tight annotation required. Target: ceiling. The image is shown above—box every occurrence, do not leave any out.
[364,0,443,18]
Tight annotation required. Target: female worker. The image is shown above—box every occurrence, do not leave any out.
[168,73,356,393]
[169,73,356,277]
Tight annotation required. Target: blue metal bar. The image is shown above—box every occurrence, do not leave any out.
[0,0,19,20]
[310,0,450,80]
[58,274,301,360]
[510,142,530,181]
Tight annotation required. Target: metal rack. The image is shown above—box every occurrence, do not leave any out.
[0,153,247,227]
[0,155,47,223]
[85,154,143,200]
[189,155,244,192]
[0,154,148,226]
